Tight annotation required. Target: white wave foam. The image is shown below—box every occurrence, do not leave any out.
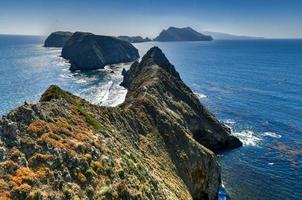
[263,131,282,138]
[222,119,262,146]
[194,92,207,99]
[218,182,229,200]
[59,74,72,79]
[224,119,236,125]
[75,79,87,84]
[232,130,262,146]
[222,119,236,132]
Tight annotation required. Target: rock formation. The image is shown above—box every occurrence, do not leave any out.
[61,32,139,71]
[0,47,241,199]
[117,36,151,43]
[44,31,73,47]
[154,27,213,42]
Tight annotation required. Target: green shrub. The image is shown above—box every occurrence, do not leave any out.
[28,189,43,200]
[86,186,94,199]
[86,168,97,179]
[84,154,92,163]
[76,105,101,130]
[63,188,73,199]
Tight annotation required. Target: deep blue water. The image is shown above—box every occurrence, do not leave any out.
[0,35,302,199]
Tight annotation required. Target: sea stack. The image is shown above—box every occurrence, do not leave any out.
[0,47,241,199]
[154,27,213,41]
[44,31,73,47]
[61,32,139,71]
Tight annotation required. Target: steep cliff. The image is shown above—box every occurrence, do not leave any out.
[61,32,139,71]
[0,47,241,200]
[44,31,73,47]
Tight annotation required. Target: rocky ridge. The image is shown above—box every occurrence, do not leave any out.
[0,47,241,199]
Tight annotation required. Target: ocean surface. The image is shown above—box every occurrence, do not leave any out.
[0,35,302,199]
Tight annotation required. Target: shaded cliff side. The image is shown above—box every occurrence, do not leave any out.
[0,47,241,200]
[62,32,139,71]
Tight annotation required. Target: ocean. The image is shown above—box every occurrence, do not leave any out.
[0,35,301,199]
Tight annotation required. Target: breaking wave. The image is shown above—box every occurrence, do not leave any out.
[194,92,208,99]
[223,119,262,147]
[263,131,282,138]
[232,130,262,146]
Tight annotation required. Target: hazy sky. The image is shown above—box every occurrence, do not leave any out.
[1,0,302,38]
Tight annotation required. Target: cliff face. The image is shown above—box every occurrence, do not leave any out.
[0,47,241,200]
[61,32,139,71]
[44,31,73,47]
[154,27,213,42]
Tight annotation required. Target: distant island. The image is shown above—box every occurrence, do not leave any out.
[44,27,267,51]
[154,27,213,41]
[44,31,72,47]
[117,36,151,43]
[43,27,267,71]
[203,31,265,40]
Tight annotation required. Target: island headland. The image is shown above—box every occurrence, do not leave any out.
[0,45,241,199]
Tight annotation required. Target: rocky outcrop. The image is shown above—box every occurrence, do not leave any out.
[121,46,180,88]
[0,47,241,199]
[117,36,151,43]
[154,27,213,42]
[44,31,73,47]
[122,47,241,151]
[61,32,139,71]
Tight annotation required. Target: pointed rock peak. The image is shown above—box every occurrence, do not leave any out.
[141,47,170,66]
[120,47,181,88]
[140,46,180,79]
[40,85,74,103]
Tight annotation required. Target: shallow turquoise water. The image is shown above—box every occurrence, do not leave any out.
[0,36,301,199]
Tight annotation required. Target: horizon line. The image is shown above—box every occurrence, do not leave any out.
[1,33,302,40]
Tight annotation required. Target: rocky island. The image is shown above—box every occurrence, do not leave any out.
[154,27,213,42]
[62,32,139,71]
[117,36,151,43]
[0,46,241,199]
[44,31,73,47]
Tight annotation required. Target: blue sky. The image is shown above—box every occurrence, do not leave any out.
[0,0,302,38]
